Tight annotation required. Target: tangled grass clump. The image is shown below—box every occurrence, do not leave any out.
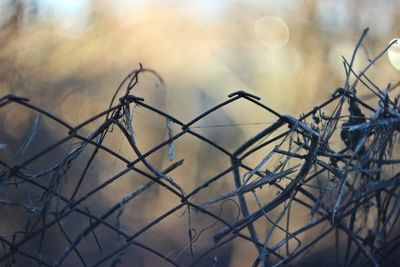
[0,29,400,266]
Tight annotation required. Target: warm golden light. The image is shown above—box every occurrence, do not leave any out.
[1,2,400,266]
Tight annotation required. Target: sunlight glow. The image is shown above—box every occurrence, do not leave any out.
[388,38,400,71]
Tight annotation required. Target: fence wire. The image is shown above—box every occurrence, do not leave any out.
[0,29,400,266]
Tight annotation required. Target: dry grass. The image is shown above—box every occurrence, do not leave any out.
[0,29,399,266]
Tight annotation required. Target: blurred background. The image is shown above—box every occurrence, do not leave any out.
[1,0,399,118]
[0,0,400,266]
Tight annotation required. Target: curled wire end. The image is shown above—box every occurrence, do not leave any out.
[228,91,261,100]
[332,87,346,97]
[120,95,145,103]
[0,94,30,103]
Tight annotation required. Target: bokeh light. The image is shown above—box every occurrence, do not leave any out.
[1,1,400,266]
[388,38,400,71]
[254,16,289,50]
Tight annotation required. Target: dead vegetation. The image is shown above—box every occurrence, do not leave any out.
[0,29,400,266]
